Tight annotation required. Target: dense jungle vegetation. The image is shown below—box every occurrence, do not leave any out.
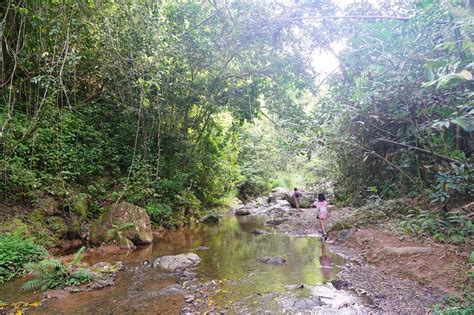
[0,0,472,241]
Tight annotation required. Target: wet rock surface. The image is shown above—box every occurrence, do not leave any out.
[69,261,125,293]
[153,253,201,271]
[234,207,251,216]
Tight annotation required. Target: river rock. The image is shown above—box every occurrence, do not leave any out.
[293,297,323,309]
[265,218,288,226]
[287,192,316,208]
[201,214,219,224]
[252,228,269,235]
[90,202,153,246]
[257,256,286,265]
[331,279,350,290]
[335,230,353,243]
[265,206,288,217]
[153,253,201,271]
[268,187,291,203]
[235,207,251,216]
[158,284,183,296]
[255,197,268,206]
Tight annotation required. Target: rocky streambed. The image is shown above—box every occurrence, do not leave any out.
[1,189,447,314]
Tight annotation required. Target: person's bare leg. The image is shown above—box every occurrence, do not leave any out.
[320,219,327,239]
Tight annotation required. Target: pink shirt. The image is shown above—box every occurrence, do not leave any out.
[313,200,328,219]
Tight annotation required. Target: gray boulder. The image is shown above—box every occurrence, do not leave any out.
[153,253,201,271]
[268,187,291,203]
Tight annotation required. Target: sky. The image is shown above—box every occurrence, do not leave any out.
[309,0,381,74]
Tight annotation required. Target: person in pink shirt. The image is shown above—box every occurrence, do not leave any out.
[312,193,329,240]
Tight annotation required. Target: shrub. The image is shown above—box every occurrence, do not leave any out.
[0,235,48,284]
[329,198,413,232]
[399,209,473,243]
[21,247,92,291]
[146,202,180,227]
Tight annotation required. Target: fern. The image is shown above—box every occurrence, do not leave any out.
[21,278,45,291]
[71,247,86,266]
[21,256,94,291]
[107,222,135,240]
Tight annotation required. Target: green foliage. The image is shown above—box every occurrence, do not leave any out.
[145,203,180,228]
[21,247,92,291]
[433,291,474,315]
[1,0,321,223]
[330,199,414,232]
[0,235,47,284]
[399,209,473,243]
[106,222,135,242]
[312,1,473,206]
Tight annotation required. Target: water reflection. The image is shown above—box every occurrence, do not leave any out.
[0,213,343,313]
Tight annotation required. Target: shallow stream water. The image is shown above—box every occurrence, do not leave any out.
[1,213,350,314]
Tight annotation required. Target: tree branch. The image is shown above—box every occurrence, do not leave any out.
[284,15,411,22]
[377,138,464,165]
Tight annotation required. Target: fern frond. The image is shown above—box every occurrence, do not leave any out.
[71,247,86,266]
[106,228,118,239]
[38,259,64,270]
[117,222,135,231]
[21,278,45,291]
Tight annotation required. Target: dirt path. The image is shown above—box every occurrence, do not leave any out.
[271,206,470,313]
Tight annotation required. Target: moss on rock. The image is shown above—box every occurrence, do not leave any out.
[47,216,68,239]
[69,193,89,218]
[90,202,153,246]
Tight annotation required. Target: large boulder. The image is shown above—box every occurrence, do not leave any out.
[153,253,201,271]
[287,192,316,208]
[90,202,153,246]
[268,187,291,203]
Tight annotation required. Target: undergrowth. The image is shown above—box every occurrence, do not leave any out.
[329,198,414,232]
[399,208,473,244]
[21,247,92,291]
[0,235,48,284]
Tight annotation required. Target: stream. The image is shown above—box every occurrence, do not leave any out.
[1,212,367,314]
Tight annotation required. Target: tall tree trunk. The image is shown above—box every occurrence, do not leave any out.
[0,22,4,84]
